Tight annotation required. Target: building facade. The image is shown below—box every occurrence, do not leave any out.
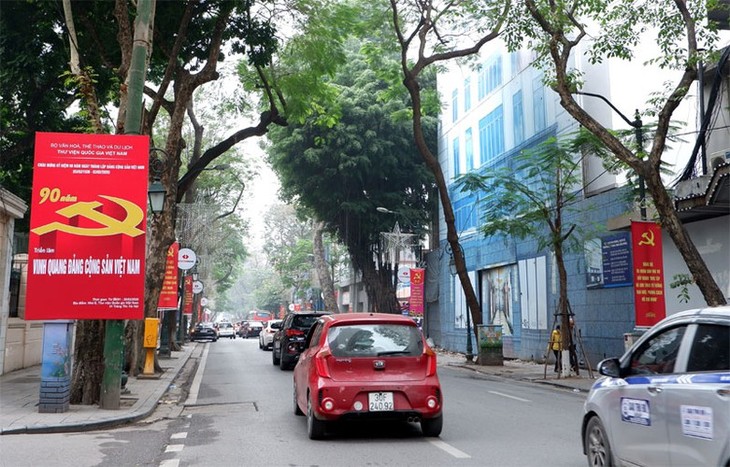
[427,40,729,365]
[0,188,39,375]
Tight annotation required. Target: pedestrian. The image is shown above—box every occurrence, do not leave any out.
[550,325,562,372]
[569,317,579,373]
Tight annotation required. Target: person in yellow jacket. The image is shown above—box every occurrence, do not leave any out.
[550,325,562,372]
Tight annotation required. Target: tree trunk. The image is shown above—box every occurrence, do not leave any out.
[313,221,339,312]
[402,72,482,342]
[353,250,399,313]
[70,320,105,404]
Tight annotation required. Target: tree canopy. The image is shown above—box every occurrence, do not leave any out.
[266,40,437,312]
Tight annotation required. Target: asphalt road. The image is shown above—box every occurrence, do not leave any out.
[0,338,590,467]
[176,337,588,466]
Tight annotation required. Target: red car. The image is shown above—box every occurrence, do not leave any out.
[293,312,443,440]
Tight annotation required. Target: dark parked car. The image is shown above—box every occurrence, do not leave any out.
[272,311,332,370]
[190,322,217,342]
[243,320,264,338]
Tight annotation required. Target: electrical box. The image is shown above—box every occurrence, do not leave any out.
[144,318,160,348]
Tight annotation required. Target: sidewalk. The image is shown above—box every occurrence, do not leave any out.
[435,349,598,393]
[0,345,596,435]
[0,343,200,435]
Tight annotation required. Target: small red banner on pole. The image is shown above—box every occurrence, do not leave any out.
[157,242,179,310]
[631,221,666,327]
[26,132,149,320]
[409,268,425,316]
[183,275,193,316]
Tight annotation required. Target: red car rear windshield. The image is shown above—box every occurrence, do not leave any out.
[327,324,423,357]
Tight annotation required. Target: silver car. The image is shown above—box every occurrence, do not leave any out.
[582,306,730,466]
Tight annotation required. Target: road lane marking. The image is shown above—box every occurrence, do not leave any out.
[164,445,184,453]
[428,440,471,458]
[186,344,210,405]
[159,460,179,467]
[488,390,530,402]
[170,432,187,439]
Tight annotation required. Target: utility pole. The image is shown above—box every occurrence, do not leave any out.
[100,0,155,410]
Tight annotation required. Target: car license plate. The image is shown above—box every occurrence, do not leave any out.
[368,392,394,411]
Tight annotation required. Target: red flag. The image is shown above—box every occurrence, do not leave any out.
[631,221,666,327]
[157,242,179,310]
[409,268,425,316]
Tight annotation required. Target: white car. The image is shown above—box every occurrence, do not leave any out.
[216,322,236,339]
[258,320,282,350]
[582,306,730,467]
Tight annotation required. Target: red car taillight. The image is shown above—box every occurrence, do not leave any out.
[286,328,305,337]
[314,348,332,378]
[425,347,437,376]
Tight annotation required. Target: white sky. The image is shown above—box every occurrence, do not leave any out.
[242,140,281,252]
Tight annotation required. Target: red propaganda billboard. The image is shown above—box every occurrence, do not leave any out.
[25,132,149,320]
[631,221,667,327]
[157,242,179,310]
[409,268,425,316]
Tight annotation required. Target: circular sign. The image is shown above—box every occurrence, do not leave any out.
[178,248,197,270]
[288,303,295,311]
[200,297,208,306]
[398,267,411,283]
[192,280,204,294]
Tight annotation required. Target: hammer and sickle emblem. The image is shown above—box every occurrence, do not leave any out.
[32,195,144,237]
[638,230,655,247]
[413,271,423,282]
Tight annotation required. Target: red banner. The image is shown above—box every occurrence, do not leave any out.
[631,221,666,327]
[26,132,149,320]
[157,242,179,310]
[183,275,193,316]
[409,268,425,316]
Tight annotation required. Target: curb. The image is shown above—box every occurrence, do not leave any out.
[446,362,593,394]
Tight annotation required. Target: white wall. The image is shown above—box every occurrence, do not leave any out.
[662,215,730,314]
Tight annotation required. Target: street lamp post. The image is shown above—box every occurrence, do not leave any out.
[574,91,646,220]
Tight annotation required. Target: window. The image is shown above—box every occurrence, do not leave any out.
[9,268,20,318]
[454,195,477,232]
[510,51,523,76]
[464,77,472,112]
[465,128,474,171]
[306,322,324,348]
[451,88,458,122]
[452,137,461,176]
[478,55,502,100]
[454,271,477,329]
[532,75,546,132]
[478,106,504,165]
[513,90,524,146]
[686,324,730,372]
[518,256,548,330]
[629,326,686,375]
